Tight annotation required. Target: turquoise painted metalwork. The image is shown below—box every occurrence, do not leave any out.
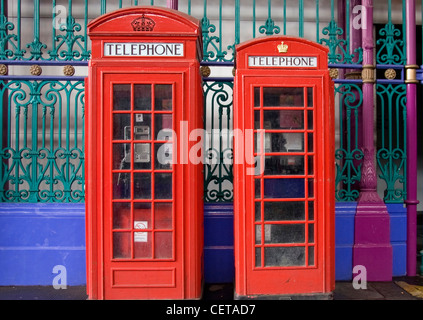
[334,83,364,202]
[259,0,280,36]
[376,84,407,203]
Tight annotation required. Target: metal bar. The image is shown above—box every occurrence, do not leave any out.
[405,0,418,277]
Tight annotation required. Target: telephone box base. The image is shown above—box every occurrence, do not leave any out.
[234,292,333,300]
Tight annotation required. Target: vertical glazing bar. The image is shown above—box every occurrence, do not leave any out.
[405,0,418,277]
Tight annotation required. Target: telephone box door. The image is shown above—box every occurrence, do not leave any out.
[103,72,183,299]
[242,76,328,295]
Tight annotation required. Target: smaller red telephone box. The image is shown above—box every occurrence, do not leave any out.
[233,36,335,299]
[85,7,204,300]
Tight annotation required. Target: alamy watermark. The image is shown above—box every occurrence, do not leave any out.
[52,265,67,289]
[352,265,367,290]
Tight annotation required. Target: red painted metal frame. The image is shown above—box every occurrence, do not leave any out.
[233,36,335,297]
[85,7,203,300]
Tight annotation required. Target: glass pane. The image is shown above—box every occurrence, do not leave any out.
[133,203,151,226]
[154,173,172,199]
[255,202,261,221]
[264,246,305,267]
[133,114,151,140]
[308,156,314,175]
[263,133,304,153]
[155,203,172,229]
[264,156,304,175]
[254,87,260,107]
[308,223,315,243]
[113,203,131,229]
[307,110,313,130]
[255,179,261,198]
[308,201,314,220]
[134,232,152,259]
[308,246,315,266]
[113,143,130,170]
[134,84,151,111]
[113,232,131,258]
[307,88,313,107]
[263,87,304,107]
[265,224,305,244]
[263,178,305,198]
[255,247,261,267]
[155,232,173,259]
[263,110,303,130]
[155,114,173,140]
[133,143,151,169]
[155,84,172,110]
[133,173,151,199]
[255,225,261,244]
[264,201,305,221]
[113,114,131,140]
[113,173,131,199]
[155,143,173,170]
[254,110,261,129]
[113,84,131,111]
[308,178,314,197]
[308,133,313,152]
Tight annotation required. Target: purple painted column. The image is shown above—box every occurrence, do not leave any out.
[167,0,178,10]
[405,0,419,276]
[352,0,393,281]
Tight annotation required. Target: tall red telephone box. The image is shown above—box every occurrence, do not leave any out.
[85,7,204,300]
[233,36,335,299]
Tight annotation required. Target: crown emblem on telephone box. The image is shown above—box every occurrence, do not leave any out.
[131,14,156,31]
[277,41,289,53]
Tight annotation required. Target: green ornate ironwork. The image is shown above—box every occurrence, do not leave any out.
[334,83,364,202]
[203,80,233,202]
[376,84,407,203]
[0,80,85,202]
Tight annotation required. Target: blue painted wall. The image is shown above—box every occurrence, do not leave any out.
[0,201,407,285]
[0,203,86,286]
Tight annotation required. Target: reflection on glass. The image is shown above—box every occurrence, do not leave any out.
[264,224,305,244]
[308,223,315,243]
[264,156,304,175]
[155,203,173,229]
[134,232,152,259]
[155,143,172,170]
[307,87,313,107]
[263,133,304,153]
[134,203,151,226]
[134,84,151,110]
[113,84,131,111]
[263,178,305,198]
[263,110,304,130]
[113,173,131,199]
[113,232,131,258]
[264,246,305,267]
[134,173,151,199]
[155,232,173,259]
[254,87,260,107]
[263,87,304,107]
[113,203,131,229]
[113,114,131,140]
[308,201,314,220]
[113,144,130,170]
[155,114,173,140]
[255,247,261,267]
[155,84,172,110]
[264,201,305,221]
[155,173,172,199]
[308,247,315,265]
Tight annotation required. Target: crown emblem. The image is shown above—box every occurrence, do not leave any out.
[277,41,289,53]
[131,14,156,31]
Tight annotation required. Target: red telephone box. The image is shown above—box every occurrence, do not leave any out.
[233,36,335,299]
[85,7,204,300]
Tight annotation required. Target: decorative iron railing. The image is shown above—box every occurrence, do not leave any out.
[0,0,411,203]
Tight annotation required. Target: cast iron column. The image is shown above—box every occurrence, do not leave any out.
[352,0,393,281]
